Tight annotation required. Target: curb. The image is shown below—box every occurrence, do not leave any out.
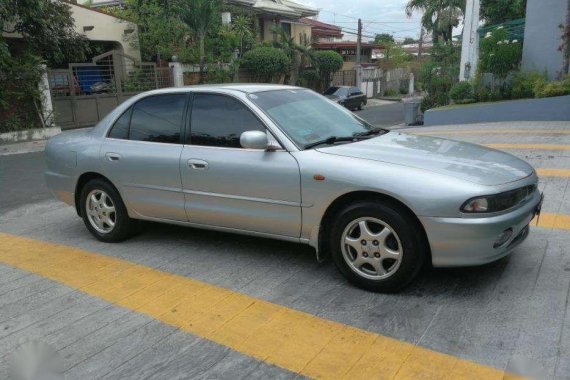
[0,126,61,145]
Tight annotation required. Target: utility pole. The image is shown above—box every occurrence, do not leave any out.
[355,18,362,88]
[417,27,424,61]
[459,0,480,80]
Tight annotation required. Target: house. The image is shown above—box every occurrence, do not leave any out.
[313,41,384,70]
[88,0,318,46]
[300,17,343,42]
[521,0,569,79]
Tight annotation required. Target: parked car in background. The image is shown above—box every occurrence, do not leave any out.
[45,85,542,292]
[324,86,367,110]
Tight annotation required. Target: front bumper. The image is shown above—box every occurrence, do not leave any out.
[420,190,542,267]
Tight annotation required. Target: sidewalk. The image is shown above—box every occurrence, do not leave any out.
[0,140,47,156]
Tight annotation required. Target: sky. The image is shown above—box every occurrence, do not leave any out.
[299,0,424,42]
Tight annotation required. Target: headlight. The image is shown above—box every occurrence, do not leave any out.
[461,185,536,213]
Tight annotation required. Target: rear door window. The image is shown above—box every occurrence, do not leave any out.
[128,94,187,144]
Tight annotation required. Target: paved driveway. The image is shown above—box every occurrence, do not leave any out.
[0,121,569,379]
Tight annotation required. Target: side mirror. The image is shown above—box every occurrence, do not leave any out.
[240,130,269,150]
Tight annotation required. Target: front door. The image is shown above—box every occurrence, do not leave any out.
[101,93,188,221]
[180,93,302,238]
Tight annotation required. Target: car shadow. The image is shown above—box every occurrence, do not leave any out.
[136,221,511,297]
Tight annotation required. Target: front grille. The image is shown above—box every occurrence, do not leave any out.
[492,185,536,212]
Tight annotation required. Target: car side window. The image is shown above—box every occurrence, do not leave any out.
[189,94,265,148]
[108,109,131,139]
[129,94,186,144]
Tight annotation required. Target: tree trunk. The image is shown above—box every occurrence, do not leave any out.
[199,32,206,84]
[560,0,570,79]
[289,51,301,85]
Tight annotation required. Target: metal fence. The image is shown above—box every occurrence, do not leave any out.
[47,50,172,129]
[331,70,356,87]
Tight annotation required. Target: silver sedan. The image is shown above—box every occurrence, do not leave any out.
[45,85,543,292]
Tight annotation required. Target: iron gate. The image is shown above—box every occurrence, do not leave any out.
[48,50,172,129]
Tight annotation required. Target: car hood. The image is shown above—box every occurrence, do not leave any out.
[316,132,534,186]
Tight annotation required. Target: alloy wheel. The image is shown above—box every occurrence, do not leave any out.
[86,189,116,234]
[341,217,403,280]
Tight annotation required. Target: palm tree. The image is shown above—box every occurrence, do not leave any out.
[271,26,315,85]
[179,0,222,83]
[406,0,465,44]
[232,14,254,57]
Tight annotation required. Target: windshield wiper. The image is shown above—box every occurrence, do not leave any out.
[304,136,357,149]
[353,127,389,137]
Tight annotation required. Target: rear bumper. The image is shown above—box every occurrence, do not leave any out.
[45,171,75,206]
[421,191,541,267]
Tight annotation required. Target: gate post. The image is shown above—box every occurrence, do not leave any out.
[169,62,185,87]
[38,64,55,128]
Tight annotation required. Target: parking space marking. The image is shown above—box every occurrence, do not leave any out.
[483,144,570,150]
[0,232,514,379]
[416,129,570,136]
[532,212,570,230]
[536,168,570,177]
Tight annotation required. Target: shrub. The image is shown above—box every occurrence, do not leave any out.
[240,46,289,82]
[417,43,460,110]
[314,50,343,90]
[449,81,474,103]
[479,28,522,80]
[383,88,398,97]
[511,71,546,99]
[534,75,570,98]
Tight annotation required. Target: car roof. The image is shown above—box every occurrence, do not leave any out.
[139,84,305,96]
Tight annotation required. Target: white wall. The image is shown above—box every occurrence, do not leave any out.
[69,3,141,61]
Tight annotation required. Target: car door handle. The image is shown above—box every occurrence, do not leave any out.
[105,152,121,162]
[187,159,208,170]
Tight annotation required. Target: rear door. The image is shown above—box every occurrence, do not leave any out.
[180,93,302,237]
[100,93,188,221]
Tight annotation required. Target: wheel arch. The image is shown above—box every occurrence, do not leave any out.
[74,172,119,217]
[318,190,431,262]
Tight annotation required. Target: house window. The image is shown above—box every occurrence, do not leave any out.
[280,22,291,36]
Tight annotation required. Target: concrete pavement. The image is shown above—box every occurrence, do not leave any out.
[0,120,569,378]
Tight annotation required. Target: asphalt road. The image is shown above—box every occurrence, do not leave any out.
[358,102,405,128]
[0,151,50,214]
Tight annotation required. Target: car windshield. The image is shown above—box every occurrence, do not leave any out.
[249,89,376,149]
[323,87,340,95]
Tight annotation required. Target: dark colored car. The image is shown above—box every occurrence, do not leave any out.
[324,86,367,111]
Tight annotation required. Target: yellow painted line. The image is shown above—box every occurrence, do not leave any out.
[484,144,570,150]
[536,168,570,177]
[532,212,570,230]
[416,129,570,136]
[0,232,517,380]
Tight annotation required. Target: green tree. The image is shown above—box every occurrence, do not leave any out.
[109,0,189,61]
[179,0,223,83]
[403,37,417,45]
[0,0,90,131]
[374,33,395,44]
[314,50,343,91]
[232,14,255,56]
[405,0,465,44]
[380,41,412,68]
[271,26,315,85]
[480,0,526,25]
[1,0,89,65]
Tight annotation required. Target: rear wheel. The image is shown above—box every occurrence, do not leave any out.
[80,178,136,242]
[329,201,426,292]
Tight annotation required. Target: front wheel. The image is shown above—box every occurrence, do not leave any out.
[80,178,136,242]
[357,101,364,110]
[329,201,427,292]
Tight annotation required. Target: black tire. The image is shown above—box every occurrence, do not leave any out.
[80,178,136,242]
[357,101,364,110]
[329,201,427,292]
